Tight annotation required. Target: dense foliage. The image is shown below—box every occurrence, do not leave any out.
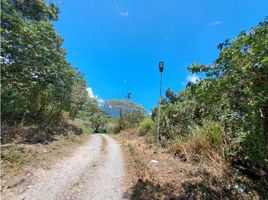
[76,98,111,133]
[152,19,268,172]
[138,118,156,137]
[1,0,89,127]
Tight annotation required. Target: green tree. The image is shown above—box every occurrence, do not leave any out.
[188,18,268,166]
[77,98,110,133]
[152,89,198,141]
[69,72,88,119]
[1,0,87,126]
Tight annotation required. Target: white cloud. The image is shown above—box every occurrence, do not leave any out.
[86,87,105,106]
[208,20,222,27]
[98,99,104,103]
[86,87,95,98]
[187,74,199,83]
[120,11,129,17]
[116,5,129,17]
[98,98,105,106]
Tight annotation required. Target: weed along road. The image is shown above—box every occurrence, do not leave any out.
[16,134,125,200]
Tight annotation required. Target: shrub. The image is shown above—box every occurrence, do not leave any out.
[159,98,197,140]
[138,118,156,136]
[113,122,122,134]
[199,120,224,151]
[170,121,224,163]
[239,132,267,169]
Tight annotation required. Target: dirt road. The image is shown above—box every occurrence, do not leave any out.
[15,134,125,200]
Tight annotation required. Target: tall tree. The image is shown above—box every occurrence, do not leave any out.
[1,0,86,126]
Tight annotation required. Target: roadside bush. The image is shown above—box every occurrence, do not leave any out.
[187,130,215,162]
[199,120,224,151]
[76,99,111,133]
[159,99,197,140]
[105,122,116,134]
[170,121,224,163]
[77,124,93,134]
[113,122,122,134]
[138,118,156,136]
[239,132,267,169]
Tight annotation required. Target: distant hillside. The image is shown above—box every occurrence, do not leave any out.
[100,104,120,118]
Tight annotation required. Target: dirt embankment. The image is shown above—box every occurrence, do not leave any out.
[116,130,262,200]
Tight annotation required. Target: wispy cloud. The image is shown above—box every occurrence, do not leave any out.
[187,74,199,83]
[208,20,222,27]
[116,5,129,17]
[120,11,129,17]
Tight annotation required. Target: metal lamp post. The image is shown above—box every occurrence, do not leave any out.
[157,61,164,145]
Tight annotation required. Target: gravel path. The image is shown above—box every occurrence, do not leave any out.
[16,134,125,200]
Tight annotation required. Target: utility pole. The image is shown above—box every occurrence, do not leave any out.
[157,61,164,145]
[119,107,123,130]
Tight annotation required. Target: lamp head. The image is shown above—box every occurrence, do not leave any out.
[159,61,164,73]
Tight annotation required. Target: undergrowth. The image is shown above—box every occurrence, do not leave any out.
[169,120,224,165]
[1,148,25,169]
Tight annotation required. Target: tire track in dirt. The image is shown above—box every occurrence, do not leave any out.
[75,135,125,200]
[60,135,109,199]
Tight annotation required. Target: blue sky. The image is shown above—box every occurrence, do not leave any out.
[51,0,267,112]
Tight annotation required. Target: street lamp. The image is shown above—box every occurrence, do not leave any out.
[157,61,164,145]
[159,61,164,73]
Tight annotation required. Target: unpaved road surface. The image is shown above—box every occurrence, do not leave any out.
[14,134,125,200]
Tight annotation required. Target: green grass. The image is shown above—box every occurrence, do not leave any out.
[77,124,93,134]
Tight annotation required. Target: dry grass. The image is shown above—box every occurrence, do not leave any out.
[116,129,261,200]
[1,147,26,170]
[169,133,226,178]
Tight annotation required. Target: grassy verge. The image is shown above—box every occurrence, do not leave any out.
[117,129,262,199]
[127,143,164,200]
[1,147,26,170]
